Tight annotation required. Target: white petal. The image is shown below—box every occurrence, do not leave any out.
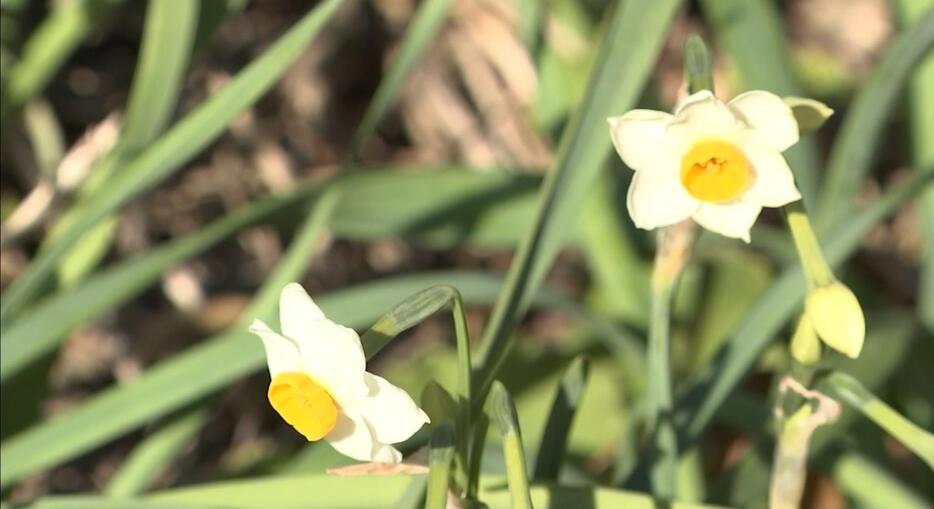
[607,110,673,170]
[354,373,430,444]
[626,158,699,230]
[740,141,802,207]
[290,319,367,393]
[326,410,402,463]
[668,90,745,142]
[691,202,763,242]
[248,319,300,377]
[279,283,326,340]
[729,91,799,152]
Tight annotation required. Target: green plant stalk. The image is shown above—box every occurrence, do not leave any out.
[488,382,533,509]
[768,404,812,509]
[819,372,934,470]
[784,201,835,288]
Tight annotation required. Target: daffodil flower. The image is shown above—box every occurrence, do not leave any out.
[608,90,803,242]
[249,283,429,463]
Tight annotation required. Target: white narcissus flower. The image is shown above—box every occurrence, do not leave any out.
[248,283,429,463]
[608,90,803,242]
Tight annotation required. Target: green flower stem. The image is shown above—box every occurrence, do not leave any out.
[784,201,835,288]
[769,406,814,509]
[819,371,934,470]
[647,221,696,499]
[643,36,712,499]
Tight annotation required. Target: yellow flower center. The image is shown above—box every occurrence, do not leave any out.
[680,139,753,203]
[268,372,338,441]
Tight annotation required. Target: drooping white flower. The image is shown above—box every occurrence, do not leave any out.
[608,90,803,242]
[248,283,429,463]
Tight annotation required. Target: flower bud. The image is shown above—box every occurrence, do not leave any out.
[790,314,821,365]
[804,282,865,359]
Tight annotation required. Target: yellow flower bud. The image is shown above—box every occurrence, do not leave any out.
[804,282,865,359]
[790,314,821,365]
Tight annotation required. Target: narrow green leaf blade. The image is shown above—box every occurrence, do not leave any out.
[487,382,533,509]
[898,0,934,334]
[0,0,345,321]
[816,10,934,227]
[675,171,932,446]
[818,371,934,470]
[3,0,124,112]
[103,407,209,498]
[0,186,340,488]
[120,0,199,152]
[0,271,548,488]
[475,0,681,398]
[351,0,455,148]
[532,357,589,481]
[0,185,319,382]
[425,422,455,509]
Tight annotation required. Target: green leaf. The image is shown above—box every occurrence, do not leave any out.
[351,0,455,149]
[486,382,533,509]
[816,10,934,228]
[532,357,589,481]
[4,498,226,509]
[0,271,549,488]
[580,163,649,326]
[674,171,932,450]
[151,474,415,509]
[420,382,457,428]
[517,0,543,51]
[830,452,930,509]
[119,0,199,152]
[0,0,345,321]
[2,0,125,114]
[52,0,199,289]
[818,371,934,470]
[0,185,319,382]
[474,0,681,401]
[898,0,934,334]
[358,284,473,492]
[0,187,340,488]
[425,422,456,509]
[103,407,209,498]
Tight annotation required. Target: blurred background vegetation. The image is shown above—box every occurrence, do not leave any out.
[0,0,931,507]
